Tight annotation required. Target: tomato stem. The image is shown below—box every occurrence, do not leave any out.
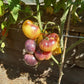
[51,55,60,67]
[36,0,43,32]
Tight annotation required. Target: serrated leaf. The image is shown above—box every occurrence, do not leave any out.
[7,0,20,21]
[10,4,20,21]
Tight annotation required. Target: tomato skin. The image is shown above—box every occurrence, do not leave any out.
[35,50,52,61]
[35,50,45,61]
[39,38,57,52]
[47,33,59,42]
[43,51,52,60]
[23,20,33,25]
[22,20,41,39]
[24,54,38,66]
[25,39,36,54]
[47,33,61,55]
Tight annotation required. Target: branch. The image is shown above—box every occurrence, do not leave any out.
[57,4,73,84]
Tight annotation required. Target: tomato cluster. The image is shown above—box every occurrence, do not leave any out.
[22,20,61,66]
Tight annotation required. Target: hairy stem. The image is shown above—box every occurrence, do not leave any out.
[36,0,42,32]
[51,55,59,66]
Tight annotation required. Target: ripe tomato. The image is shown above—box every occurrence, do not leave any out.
[47,33,61,55]
[25,39,36,54]
[39,37,57,52]
[1,28,8,37]
[35,50,52,61]
[24,54,38,66]
[47,33,59,42]
[35,50,45,61]
[22,20,41,39]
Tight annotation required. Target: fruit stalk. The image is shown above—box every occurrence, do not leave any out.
[51,55,59,66]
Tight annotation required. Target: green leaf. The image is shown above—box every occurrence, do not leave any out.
[7,0,20,5]
[24,6,32,14]
[0,0,3,6]
[44,0,52,7]
[10,4,20,21]
[78,0,84,14]
[1,22,6,30]
[7,0,21,21]
[0,0,4,16]
[54,0,66,13]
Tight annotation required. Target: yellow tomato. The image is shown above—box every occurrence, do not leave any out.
[22,20,41,39]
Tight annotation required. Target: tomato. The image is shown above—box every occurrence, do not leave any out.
[25,39,36,54]
[35,50,45,61]
[24,54,38,66]
[35,50,52,61]
[22,20,41,39]
[47,33,59,42]
[47,33,61,55]
[1,28,8,37]
[39,37,57,52]
[23,20,33,25]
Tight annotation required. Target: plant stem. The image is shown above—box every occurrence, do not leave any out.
[36,0,42,32]
[57,4,73,84]
[51,55,59,66]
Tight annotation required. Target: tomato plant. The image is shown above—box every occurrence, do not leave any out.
[0,0,84,84]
